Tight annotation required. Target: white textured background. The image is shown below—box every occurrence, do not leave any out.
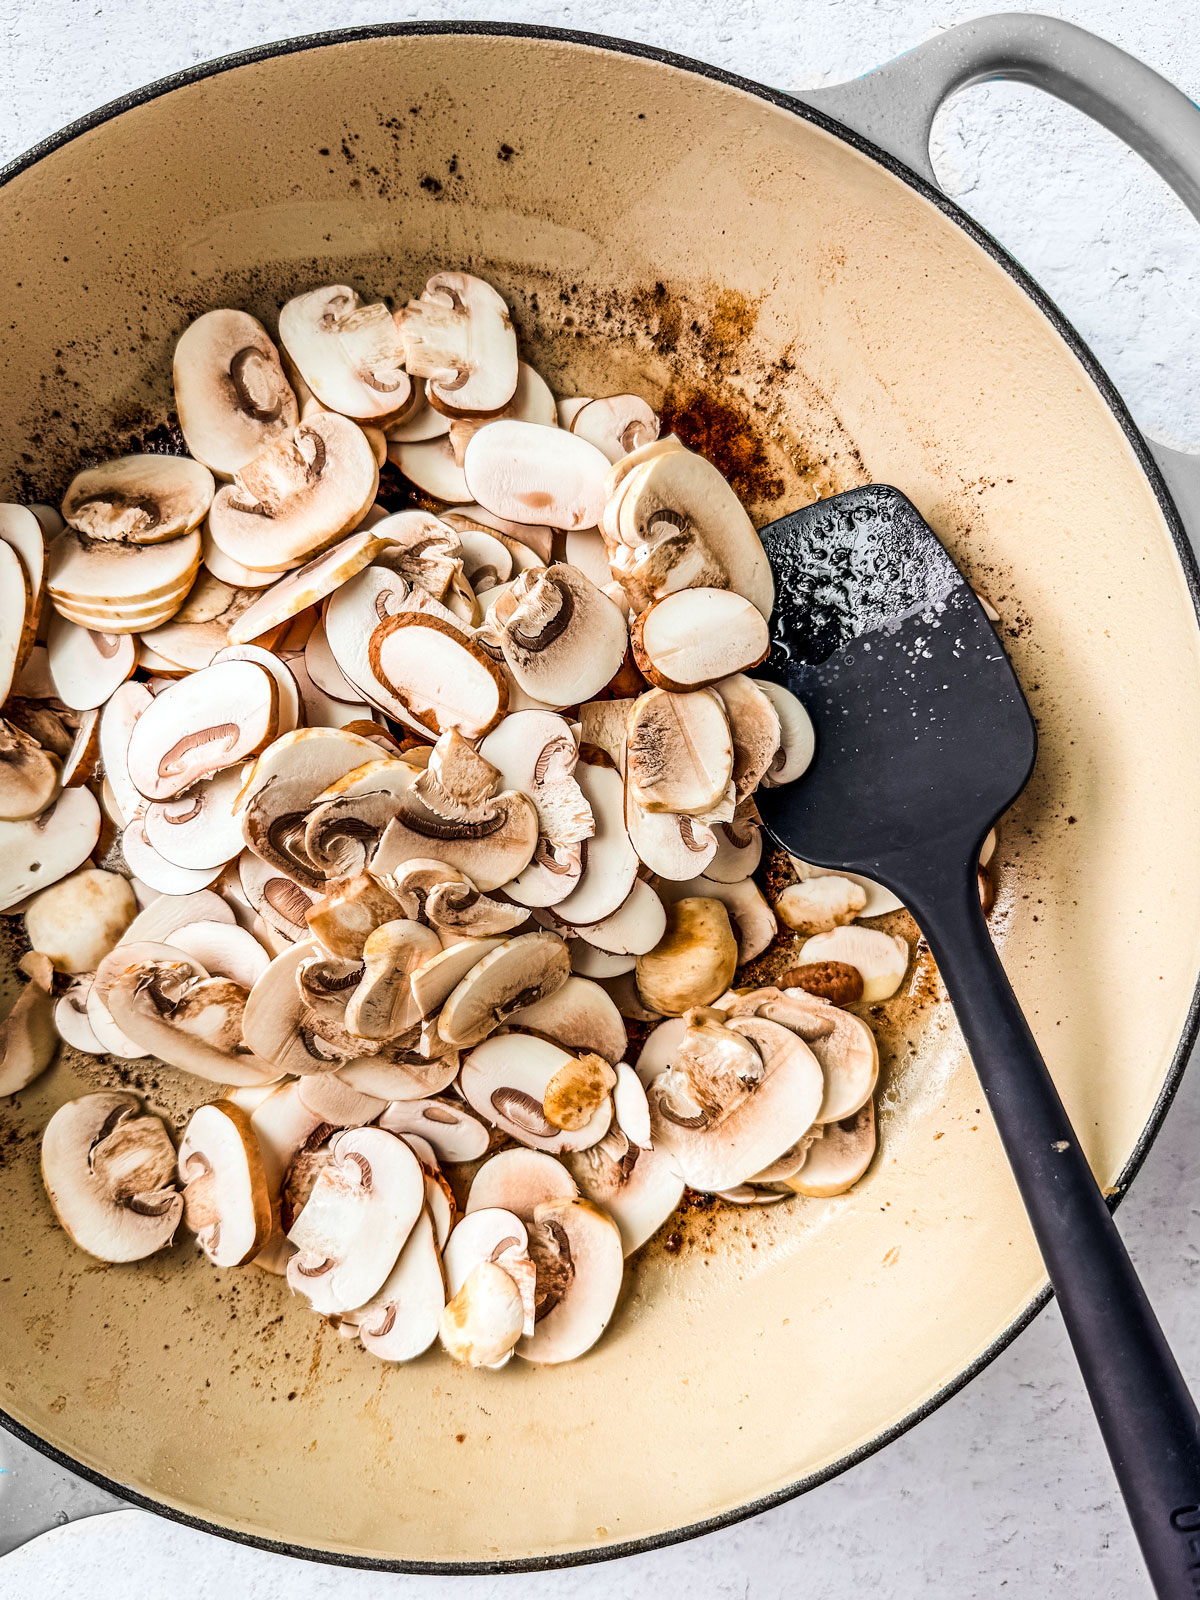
[2,2,1200,1596]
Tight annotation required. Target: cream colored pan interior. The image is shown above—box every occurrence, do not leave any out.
[2,27,1199,1570]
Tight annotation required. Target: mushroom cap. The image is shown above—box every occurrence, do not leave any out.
[278,285,411,423]
[465,1147,578,1221]
[378,1098,489,1165]
[460,1032,612,1153]
[493,565,629,709]
[754,678,815,787]
[41,1092,182,1262]
[0,787,102,913]
[438,931,571,1048]
[53,976,104,1056]
[125,657,280,801]
[174,308,299,475]
[398,271,519,419]
[24,867,137,975]
[632,589,770,692]
[798,925,910,1003]
[464,420,611,531]
[356,1208,446,1363]
[368,612,507,741]
[658,874,777,964]
[635,897,738,1016]
[0,719,61,822]
[45,613,136,712]
[625,688,734,817]
[783,1099,877,1197]
[564,1129,683,1255]
[177,1099,273,1267]
[517,1197,624,1364]
[570,395,658,464]
[61,454,214,545]
[286,1125,425,1314]
[439,1259,525,1368]
[369,787,538,894]
[507,974,627,1064]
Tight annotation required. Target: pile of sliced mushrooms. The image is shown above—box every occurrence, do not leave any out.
[0,272,985,1370]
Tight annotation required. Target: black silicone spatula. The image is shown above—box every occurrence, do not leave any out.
[753,485,1200,1600]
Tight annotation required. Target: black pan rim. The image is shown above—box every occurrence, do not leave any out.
[1,17,1197,1576]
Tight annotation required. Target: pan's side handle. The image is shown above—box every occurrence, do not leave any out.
[794,11,1200,535]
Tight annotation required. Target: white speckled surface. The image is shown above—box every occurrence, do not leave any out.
[2,3,1200,1595]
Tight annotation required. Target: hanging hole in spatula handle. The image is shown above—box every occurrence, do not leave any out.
[794,12,1200,542]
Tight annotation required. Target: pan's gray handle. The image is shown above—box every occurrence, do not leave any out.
[795,12,1200,538]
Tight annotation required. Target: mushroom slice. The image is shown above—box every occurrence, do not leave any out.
[782,1100,876,1197]
[0,503,46,607]
[464,420,610,530]
[658,875,777,964]
[441,1208,537,1345]
[411,728,501,823]
[98,680,154,823]
[46,528,201,629]
[0,952,57,1096]
[338,1048,460,1103]
[507,974,627,1064]
[570,395,658,463]
[563,528,614,591]
[168,921,271,992]
[442,504,553,565]
[721,986,879,1125]
[648,1012,824,1192]
[632,590,769,693]
[635,897,738,1016]
[479,710,593,909]
[207,413,379,573]
[798,926,910,1002]
[774,874,867,936]
[490,564,629,709]
[786,856,905,921]
[705,800,763,883]
[625,689,734,817]
[296,1071,386,1128]
[369,612,507,740]
[397,272,518,418]
[248,1077,329,1212]
[305,872,402,959]
[41,1092,182,1262]
[387,434,470,501]
[448,361,558,463]
[423,877,530,940]
[25,867,137,975]
[563,879,666,955]
[286,1126,425,1314]
[54,975,104,1055]
[466,1148,578,1221]
[241,939,363,1075]
[624,795,718,881]
[439,1259,526,1368]
[550,762,638,926]
[0,787,101,913]
[453,522,512,591]
[385,386,450,443]
[0,720,60,821]
[278,285,411,422]
[438,931,570,1048]
[304,616,359,700]
[564,1127,683,1256]
[373,509,465,602]
[407,936,505,1020]
[715,676,782,801]
[302,758,422,880]
[0,543,31,702]
[118,886,235,946]
[121,816,224,896]
[126,658,279,801]
[569,943,636,981]
[345,919,443,1039]
[201,522,278,589]
[634,1015,687,1085]
[517,1198,623,1364]
[45,615,136,711]
[607,442,774,617]
[226,528,388,645]
[460,1033,612,1153]
[754,679,816,787]
[174,308,298,475]
[378,1098,489,1165]
[62,454,214,545]
[6,697,74,761]
[59,711,99,792]
[369,788,538,894]
[142,765,245,872]
[357,1208,446,1362]
[322,563,413,713]
[235,849,318,940]
[178,1100,273,1267]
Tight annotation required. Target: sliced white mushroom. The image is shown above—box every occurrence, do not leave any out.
[141,765,244,872]
[125,658,279,801]
[54,975,105,1055]
[387,434,470,501]
[201,521,278,588]
[0,952,57,1096]
[517,1197,623,1364]
[41,1092,182,1262]
[442,1207,536,1342]
[563,878,667,956]
[337,1049,460,1103]
[356,1208,446,1362]
[98,680,154,823]
[369,786,538,894]
[0,543,31,705]
[781,1100,876,1197]
[296,1070,387,1128]
[62,454,214,545]
[460,1033,611,1153]
[0,720,60,821]
[178,1100,273,1267]
[464,420,610,531]
[705,801,763,883]
[215,529,382,647]
[442,503,553,565]
[634,1015,687,1086]
[344,919,442,1040]
[631,589,769,693]
[44,614,135,712]
[207,413,379,573]
[563,528,613,590]
[774,874,867,936]
[465,1148,578,1221]
[384,386,450,443]
[397,272,518,418]
[286,653,373,730]
[439,1258,525,1368]
[368,611,507,740]
[278,285,411,422]
[453,522,513,592]
[406,936,505,1019]
[634,897,738,1015]
[715,675,783,802]
[487,563,628,710]
[0,503,46,609]
[479,710,593,909]
[305,873,403,959]
[247,1079,329,1255]
[303,616,359,701]
[168,920,271,991]
[301,757,423,880]
[570,395,658,463]
[378,1098,489,1164]
[174,308,299,475]
[437,931,570,1048]
[658,875,777,964]
[24,867,137,975]
[798,926,910,1002]
[568,942,636,980]
[555,397,591,429]
[719,986,879,1125]
[117,886,235,947]
[0,787,101,912]
[321,563,413,714]
[754,679,815,787]
[507,974,627,1064]
[624,795,718,880]
[46,527,201,631]
[550,761,638,925]
[242,939,364,1076]
[625,688,733,818]
[121,816,224,896]
[448,359,558,463]
[564,1127,682,1256]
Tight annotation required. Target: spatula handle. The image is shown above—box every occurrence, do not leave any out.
[913,870,1200,1600]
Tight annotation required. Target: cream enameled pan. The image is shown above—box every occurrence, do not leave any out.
[3,15,1200,1573]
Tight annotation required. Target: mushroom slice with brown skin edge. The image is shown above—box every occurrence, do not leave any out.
[704,799,763,883]
[464,420,610,530]
[397,271,518,419]
[658,875,777,964]
[507,974,627,1064]
[285,654,373,731]
[301,757,422,880]
[412,728,501,823]
[491,564,629,709]
[448,361,558,463]
[606,442,774,617]
[173,308,298,475]
[322,563,414,716]
[635,896,738,1016]
[648,1011,824,1192]
[570,395,658,463]
[422,875,530,939]
[517,1197,623,1364]
[142,765,245,872]
[247,1080,330,1266]
[125,658,279,802]
[754,678,816,787]
[788,853,904,918]
[61,454,214,545]
[304,616,359,700]
[178,1100,273,1267]
[278,285,412,423]
[782,1100,877,1197]
[378,1097,489,1165]
[138,575,270,669]
[168,920,271,992]
[442,504,553,565]
[387,434,470,502]
[625,688,734,817]
[437,931,570,1048]
[570,943,636,981]
[296,1071,386,1129]
[439,1258,526,1368]
[453,522,512,591]
[549,760,638,926]
[98,680,153,823]
[356,1208,446,1363]
[294,950,369,1039]
[344,918,442,1039]
[715,676,782,802]
[242,939,367,1076]
[305,872,402,959]
[564,1127,683,1256]
[442,1206,537,1338]
[406,936,505,1020]
[41,1092,182,1263]
[120,815,223,896]
[368,612,507,740]
[0,719,60,821]
[0,952,57,1096]
[225,529,390,646]
[0,503,46,610]
[0,787,101,913]
[45,528,201,631]
[286,1125,425,1315]
[479,710,593,909]
[773,874,867,936]
[45,614,136,712]
[207,412,378,573]
[58,708,99,790]
[368,787,538,894]
[631,589,770,693]
[563,878,666,955]
[717,986,879,1125]
[798,925,911,1002]
[201,521,277,589]
[211,644,302,738]
[25,867,137,974]
[460,1033,612,1153]
[466,1148,578,1221]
